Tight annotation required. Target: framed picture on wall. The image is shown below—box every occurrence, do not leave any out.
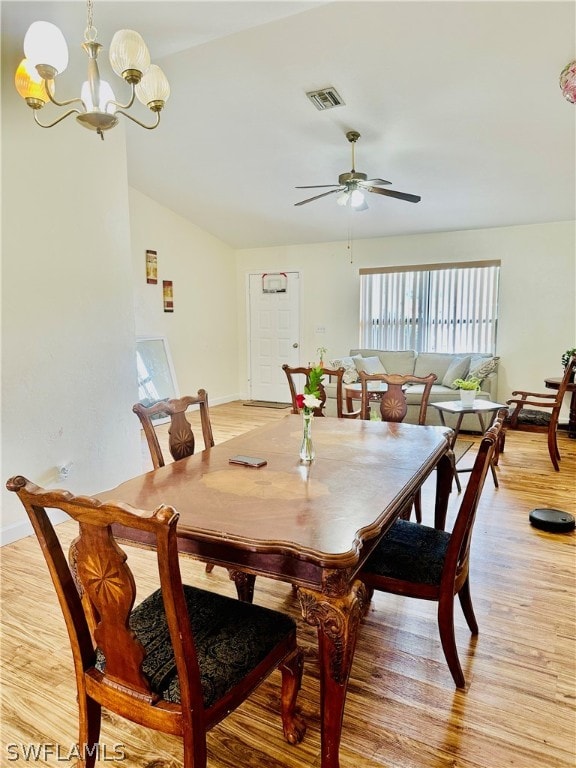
[145,250,158,284]
[163,280,174,312]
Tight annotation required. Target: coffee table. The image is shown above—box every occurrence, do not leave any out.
[431,399,506,488]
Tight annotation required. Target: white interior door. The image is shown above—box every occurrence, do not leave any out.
[248,272,300,402]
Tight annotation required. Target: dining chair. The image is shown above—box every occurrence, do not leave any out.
[282,364,360,418]
[359,371,437,522]
[500,354,576,471]
[134,392,217,572]
[358,370,437,424]
[6,476,306,768]
[359,409,506,689]
[133,391,215,470]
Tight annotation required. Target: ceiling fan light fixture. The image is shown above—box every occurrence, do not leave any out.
[294,129,420,208]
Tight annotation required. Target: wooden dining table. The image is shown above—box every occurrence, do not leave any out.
[97,414,453,768]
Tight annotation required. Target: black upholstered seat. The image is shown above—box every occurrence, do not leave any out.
[98,585,296,709]
[363,519,449,587]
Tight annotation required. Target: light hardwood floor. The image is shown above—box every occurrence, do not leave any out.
[2,402,575,768]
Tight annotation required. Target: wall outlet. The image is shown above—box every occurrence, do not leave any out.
[57,462,73,480]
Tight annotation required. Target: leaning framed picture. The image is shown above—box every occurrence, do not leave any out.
[145,249,158,284]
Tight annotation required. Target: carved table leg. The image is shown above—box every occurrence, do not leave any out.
[227,569,256,602]
[297,580,368,768]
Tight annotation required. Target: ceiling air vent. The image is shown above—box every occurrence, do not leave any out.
[306,87,344,111]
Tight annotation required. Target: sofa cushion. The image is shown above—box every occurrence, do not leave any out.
[354,355,387,375]
[413,352,458,380]
[349,349,416,375]
[468,355,500,383]
[328,356,359,384]
[442,356,471,388]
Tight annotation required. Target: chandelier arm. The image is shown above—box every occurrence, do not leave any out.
[106,84,136,112]
[44,80,86,110]
[115,109,161,130]
[33,108,81,129]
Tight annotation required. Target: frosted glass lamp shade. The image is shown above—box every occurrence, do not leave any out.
[24,21,68,75]
[81,80,117,113]
[350,189,365,208]
[135,65,170,108]
[109,30,150,78]
[15,58,50,103]
[337,191,350,206]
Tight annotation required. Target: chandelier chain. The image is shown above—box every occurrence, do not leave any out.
[84,0,97,43]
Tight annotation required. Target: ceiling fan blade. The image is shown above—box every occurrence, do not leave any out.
[294,188,343,206]
[366,186,421,203]
[361,178,391,186]
[295,184,341,189]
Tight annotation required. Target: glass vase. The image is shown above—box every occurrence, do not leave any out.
[299,412,315,462]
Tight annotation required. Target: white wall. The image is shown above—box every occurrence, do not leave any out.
[1,55,142,543]
[235,221,576,403]
[129,188,239,403]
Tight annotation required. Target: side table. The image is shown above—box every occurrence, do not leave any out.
[430,399,506,489]
[544,377,576,439]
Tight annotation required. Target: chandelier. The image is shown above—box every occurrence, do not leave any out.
[14,0,170,140]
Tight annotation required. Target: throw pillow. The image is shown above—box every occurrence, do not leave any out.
[354,355,387,375]
[442,356,471,389]
[467,355,500,383]
[329,356,358,384]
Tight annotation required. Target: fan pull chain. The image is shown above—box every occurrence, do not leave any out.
[347,211,354,263]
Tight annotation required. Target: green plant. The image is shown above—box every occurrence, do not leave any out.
[452,377,481,391]
[295,365,325,414]
[561,348,576,368]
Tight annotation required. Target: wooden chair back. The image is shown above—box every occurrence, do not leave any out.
[6,476,306,768]
[444,410,505,582]
[282,364,351,418]
[133,391,214,469]
[358,371,437,424]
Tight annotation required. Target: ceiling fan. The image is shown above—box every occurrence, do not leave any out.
[294,130,421,210]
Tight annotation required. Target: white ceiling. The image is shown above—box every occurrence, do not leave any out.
[3,1,575,249]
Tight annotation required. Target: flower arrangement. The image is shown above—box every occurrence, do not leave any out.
[452,377,481,391]
[296,364,325,462]
[295,364,325,415]
[561,348,576,368]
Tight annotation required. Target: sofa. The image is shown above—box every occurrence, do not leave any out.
[324,349,500,432]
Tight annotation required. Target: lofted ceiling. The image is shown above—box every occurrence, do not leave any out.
[3,1,575,249]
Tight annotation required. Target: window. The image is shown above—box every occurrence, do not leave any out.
[360,261,500,353]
